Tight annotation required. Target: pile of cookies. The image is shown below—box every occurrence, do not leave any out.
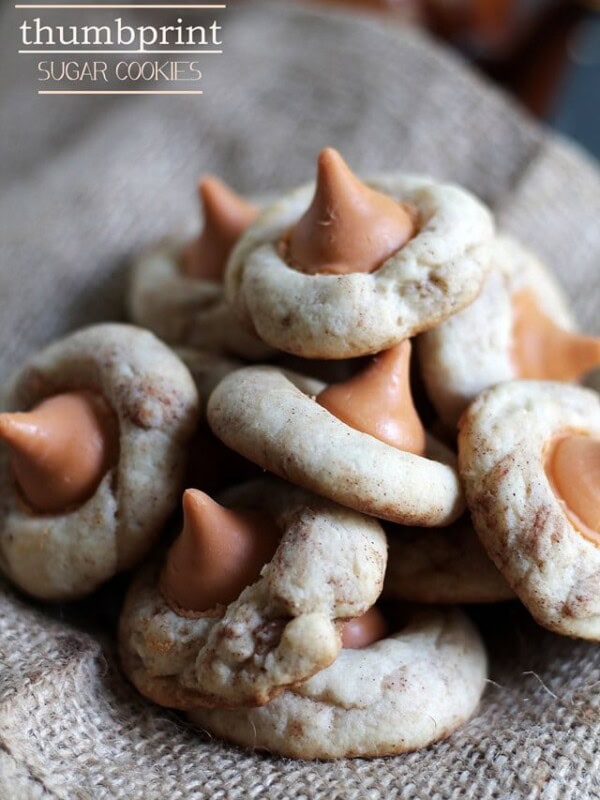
[1,148,599,760]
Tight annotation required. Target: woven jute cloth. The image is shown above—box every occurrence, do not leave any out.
[1,2,600,797]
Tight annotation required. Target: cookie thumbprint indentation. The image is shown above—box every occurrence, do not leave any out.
[547,434,600,546]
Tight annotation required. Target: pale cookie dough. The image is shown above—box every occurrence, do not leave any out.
[119,478,387,709]
[207,367,465,526]
[129,235,273,359]
[459,381,600,639]
[0,324,199,601]
[189,607,488,759]
[384,516,514,604]
[225,174,494,359]
[176,348,325,421]
[179,353,323,492]
[176,348,242,419]
[418,235,574,429]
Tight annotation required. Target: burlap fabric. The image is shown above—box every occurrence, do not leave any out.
[1,1,599,796]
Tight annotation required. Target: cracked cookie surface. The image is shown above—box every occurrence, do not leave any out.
[189,606,487,759]
[119,478,387,709]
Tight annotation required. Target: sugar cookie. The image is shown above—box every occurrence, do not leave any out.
[119,478,387,708]
[225,149,494,358]
[0,324,198,600]
[129,178,272,359]
[189,607,487,759]
[459,381,600,639]
[419,235,599,428]
[208,358,465,526]
[384,516,513,603]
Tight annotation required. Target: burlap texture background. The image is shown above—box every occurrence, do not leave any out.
[1,1,599,797]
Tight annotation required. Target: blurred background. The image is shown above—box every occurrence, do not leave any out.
[1,0,598,371]
[302,0,599,157]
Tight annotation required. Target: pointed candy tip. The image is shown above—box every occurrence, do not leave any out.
[317,339,426,455]
[182,487,215,528]
[0,392,115,514]
[182,177,258,280]
[182,486,206,510]
[513,290,600,381]
[288,149,416,276]
[199,174,218,190]
[317,146,344,170]
[198,176,258,225]
[319,146,338,159]
[0,413,18,438]
[163,488,281,615]
[0,414,33,452]
[315,147,357,193]
[198,175,226,206]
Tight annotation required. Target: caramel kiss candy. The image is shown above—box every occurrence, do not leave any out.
[341,606,388,649]
[0,390,117,515]
[180,177,259,282]
[317,340,426,455]
[160,488,281,614]
[512,290,600,381]
[547,434,600,546]
[285,147,417,275]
